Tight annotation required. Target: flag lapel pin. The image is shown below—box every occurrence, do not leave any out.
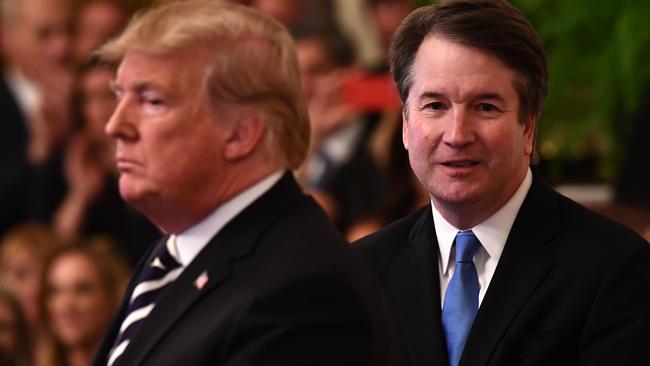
[194,270,209,290]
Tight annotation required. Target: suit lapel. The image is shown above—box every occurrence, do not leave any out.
[116,172,304,366]
[460,177,561,366]
[387,207,449,366]
[92,240,161,366]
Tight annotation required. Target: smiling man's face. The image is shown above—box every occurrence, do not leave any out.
[403,36,534,228]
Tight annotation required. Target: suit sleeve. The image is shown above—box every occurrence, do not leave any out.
[580,243,650,365]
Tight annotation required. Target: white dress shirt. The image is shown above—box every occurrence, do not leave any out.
[302,119,364,186]
[4,69,40,123]
[170,171,283,268]
[434,168,532,308]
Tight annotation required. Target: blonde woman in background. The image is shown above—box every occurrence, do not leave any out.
[0,286,31,366]
[40,238,130,366]
[0,224,67,365]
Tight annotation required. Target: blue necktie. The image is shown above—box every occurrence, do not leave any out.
[441,231,480,366]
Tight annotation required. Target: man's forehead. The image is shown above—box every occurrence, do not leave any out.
[113,71,169,93]
[113,59,169,93]
[410,37,517,97]
[410,74,516,102]
[415,36,511,71]
[20,0,70,23]
[114,50,210,98]
[117,52,178,80]
[119,48,209,73]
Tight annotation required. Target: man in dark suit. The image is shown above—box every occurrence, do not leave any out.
[0,0,73,234]
[355,1,650,365]
[91,2,395,365]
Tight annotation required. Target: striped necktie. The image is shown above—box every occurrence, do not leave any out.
[441,230,480,366]
[107,235,183,366]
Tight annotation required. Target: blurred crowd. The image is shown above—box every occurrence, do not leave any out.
[0,0,430,364]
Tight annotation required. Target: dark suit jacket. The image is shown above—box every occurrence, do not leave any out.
[317,115,387,232]
[93,173,397,366]
[0,75,66,235]
[355,174,650,366]
[0,74,30,234]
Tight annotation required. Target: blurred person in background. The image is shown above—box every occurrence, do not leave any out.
[0,0,75,235]
[250,0,305,31]
[249,0,333,36]
[296,27,387,233]
[0,224,67,365]
[40,239,130,366]
[367,0,416,71]
[72,0,128,66]
[53,61,160,265]
[54,62,119,241]
[0,287,31,366]
[346,116,429,241]
[0,224,66,330]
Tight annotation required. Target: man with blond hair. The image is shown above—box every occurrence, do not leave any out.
[91,2,396,365]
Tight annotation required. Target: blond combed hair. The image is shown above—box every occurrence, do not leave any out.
[97,0,310,169]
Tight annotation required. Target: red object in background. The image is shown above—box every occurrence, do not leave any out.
[341,72,402,113]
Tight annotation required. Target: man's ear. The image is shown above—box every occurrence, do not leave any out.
[402,107,409,150]
[224,114,266,161]
[523,117,536,156]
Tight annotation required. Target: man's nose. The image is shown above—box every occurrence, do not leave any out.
[46,29,73,66]
[105,99,138,141]
[443,107,475,147]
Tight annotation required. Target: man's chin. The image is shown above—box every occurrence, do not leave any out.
[119,180,149,208]
[430,185,483,208]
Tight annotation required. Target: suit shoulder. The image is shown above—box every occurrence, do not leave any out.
[353,206,430,275]
[549,189,649,258]
[260,193,368,274]
[271,193,348,246]
[525,177,647,251]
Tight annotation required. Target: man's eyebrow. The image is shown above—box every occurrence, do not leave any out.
[415,91,507,103]
[417,91,445,101]
[472,92,507,103]
[108,79,168,94]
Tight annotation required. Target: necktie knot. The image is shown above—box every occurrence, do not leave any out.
[151,234,181,271]
[455,231,480,263]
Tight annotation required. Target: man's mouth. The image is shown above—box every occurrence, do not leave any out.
[116,156,142,172]
[441,161,479,168]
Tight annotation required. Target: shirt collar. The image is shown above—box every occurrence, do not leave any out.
[434,168,532,275]
[172,170,284,266]
[320,119,364,165]
[4,68,40,118]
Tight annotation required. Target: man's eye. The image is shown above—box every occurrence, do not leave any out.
[141,94,165,108]
[426,102,444,110]
[37,27,53,40]
[147,98,163,106]
[141,95,167,116]
[478,103,497,112]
